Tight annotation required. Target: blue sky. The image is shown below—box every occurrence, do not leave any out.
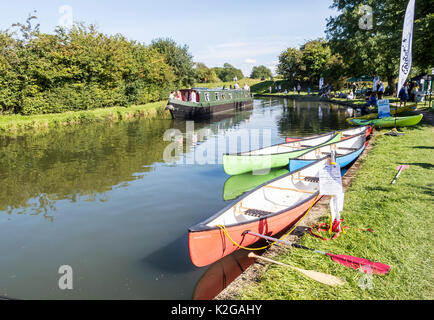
[0,0,337,76]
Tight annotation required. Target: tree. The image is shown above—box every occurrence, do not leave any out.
[323,53,347,90]
[150,38,196,88]
[326,0,434,95]
[195,62,219,83]
[0,15,176,115]
[250,65,273,80]
[213,63,244,82]
[300,39,332,85]
[277,48,303,83]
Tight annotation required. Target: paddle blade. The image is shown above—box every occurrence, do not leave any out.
[397,165,409,171]
[248,253,345,287]
[293,267,346,287]
[327,253,391,275]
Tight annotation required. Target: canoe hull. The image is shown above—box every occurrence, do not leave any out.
[346,104,417,123]
[188,194,320,268]
[289,143,366,172]
[223,134,342,176]
[351,114,423,128]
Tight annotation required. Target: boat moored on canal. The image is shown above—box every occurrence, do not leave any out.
[166,88,254,120]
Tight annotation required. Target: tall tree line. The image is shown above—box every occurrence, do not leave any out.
[326,0,433,93]
[0,15,197,115]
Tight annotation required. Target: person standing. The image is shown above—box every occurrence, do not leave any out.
[352,82,358,99]
[169,91,175,100]
[244,83,250,91]
[297,84,301,95]
[399,82,409,107]
[378,82,385,100]
[190,90,197,102]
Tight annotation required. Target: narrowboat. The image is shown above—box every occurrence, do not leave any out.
[166,88,254,120]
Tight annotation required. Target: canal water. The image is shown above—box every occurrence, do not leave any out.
[0,97,352,300]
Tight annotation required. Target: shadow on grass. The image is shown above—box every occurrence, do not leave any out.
[407,162,434,169]
[364,186,392,193]
[413,146,434,150]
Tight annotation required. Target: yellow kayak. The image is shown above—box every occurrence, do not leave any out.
[346,104,417,124]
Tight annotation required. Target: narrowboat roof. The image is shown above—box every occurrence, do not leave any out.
[190,87,248,92]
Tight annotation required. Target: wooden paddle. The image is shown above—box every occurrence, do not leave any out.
[247,232,391,275]
[392,165,409,184]
[248,253,345,287]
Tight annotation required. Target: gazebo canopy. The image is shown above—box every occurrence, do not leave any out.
[411,73,428,82]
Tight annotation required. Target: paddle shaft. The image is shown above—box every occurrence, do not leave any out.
[246,231,327,256]
[392,165,409,185]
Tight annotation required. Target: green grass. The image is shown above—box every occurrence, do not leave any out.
[0,101,171,135]
[238,121,434,300]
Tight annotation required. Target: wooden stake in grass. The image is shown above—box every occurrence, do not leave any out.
[248,253,345,287]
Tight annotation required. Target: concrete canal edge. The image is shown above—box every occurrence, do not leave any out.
[214,133,377,300]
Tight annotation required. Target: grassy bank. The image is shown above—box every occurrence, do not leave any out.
[0,101,171,136]
[237,119,433,300]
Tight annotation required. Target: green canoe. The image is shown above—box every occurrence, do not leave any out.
[223,132,342,175]
[223,168,289,201]
[350,114,423,128]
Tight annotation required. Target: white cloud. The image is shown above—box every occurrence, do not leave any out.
[192,36,303,76]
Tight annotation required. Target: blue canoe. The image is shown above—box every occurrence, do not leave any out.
[289,132,367,172]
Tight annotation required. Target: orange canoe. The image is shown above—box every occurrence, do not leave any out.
[188,158,329,268]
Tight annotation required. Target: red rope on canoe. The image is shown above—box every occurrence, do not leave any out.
[310,219,375,241]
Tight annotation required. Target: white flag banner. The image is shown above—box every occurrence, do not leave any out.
[397,0,416,97]
[373,76,380,91]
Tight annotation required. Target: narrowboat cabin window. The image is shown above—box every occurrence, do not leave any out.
[228,93,233,99]
[215,92,220,100]
[204,93,210,101]
[222,93,226,100]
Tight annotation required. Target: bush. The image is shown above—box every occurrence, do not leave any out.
[0,16,181,115]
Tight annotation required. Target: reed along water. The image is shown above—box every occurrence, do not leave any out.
[0,97,352,299]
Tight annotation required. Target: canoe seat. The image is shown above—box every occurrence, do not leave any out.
[322,152,344,157]
[304,176,320,183]
[243,209,273,218]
